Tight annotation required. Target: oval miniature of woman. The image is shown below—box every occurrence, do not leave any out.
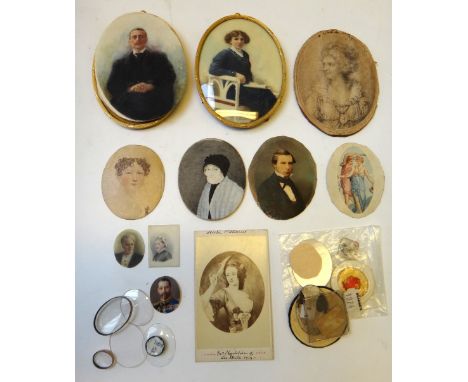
[326,143,385,218]
[199,251,265,333]
[294,30,379,136]
[102,145,165,220]
[93,12,187,129]
[178,139,246,221]
[195,14,286,128]
[248,136,317,220]
[113,229,145,268]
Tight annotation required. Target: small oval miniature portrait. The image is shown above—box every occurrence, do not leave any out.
[178,139,246,221]
[101,145,165,220]
[150,276,181,314]
[113,229,145,268]
[93,12,187,129]
[148,225,180,267]
[248,136,317,220]
[294,30,379,136]
[326,143,385,218]
[195,14,285,128]
[199,251,265,334]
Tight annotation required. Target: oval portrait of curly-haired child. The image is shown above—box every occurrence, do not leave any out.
[101,145,165,220]
[294,29,379,136]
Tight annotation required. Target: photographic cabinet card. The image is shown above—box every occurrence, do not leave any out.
[195,230,273,361]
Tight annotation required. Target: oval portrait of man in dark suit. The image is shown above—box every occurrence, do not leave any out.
[113,229,145,269]
[248,136,317,220]
[93,12,187,129]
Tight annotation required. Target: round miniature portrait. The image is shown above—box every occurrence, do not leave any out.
[101,145,165,220]
[93,11,187,129]
[294,29,379,136]
[150,276,181,314]
[195,14,286,128]
[248,136,317,220]
[178,139,246,221]
[326,143,384,218]
[199,251,265,334]
[113,229,145,268]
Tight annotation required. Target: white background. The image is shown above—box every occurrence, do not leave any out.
[4,1,466,381]
[75,0,391,381]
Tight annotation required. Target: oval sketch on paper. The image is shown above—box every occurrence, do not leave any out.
[101,145,165,220]
[199,251,265,334]
[326,143,384,218]
[178,139,246,221]
[195,14,285,128]
[294,30,379,136]
[248,136,317,220]
[113,229,145,268]
[93,12,187,129]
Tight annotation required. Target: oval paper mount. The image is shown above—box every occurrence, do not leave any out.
[289,239,332,286]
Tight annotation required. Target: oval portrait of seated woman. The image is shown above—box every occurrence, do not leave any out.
[248,136,317,220]
[93,12,187,129]
[178,139,246,221]
[195,14,286,128]
[199,251,265,334]
[294,30,379,136]
[102,145,165,220]
[327,143,385,218]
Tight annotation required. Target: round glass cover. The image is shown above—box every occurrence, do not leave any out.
[94,296,133,335]
[124,289,154,326]
[288,286,348,348]
[145,336,165,357]
[92,350,115,369]
[109,323,146,368]
[146,324,176,367]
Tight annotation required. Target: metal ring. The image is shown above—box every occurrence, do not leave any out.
[92,349,115,369]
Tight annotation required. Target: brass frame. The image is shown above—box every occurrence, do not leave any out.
[194,13,287,129]
[91,11,188,130]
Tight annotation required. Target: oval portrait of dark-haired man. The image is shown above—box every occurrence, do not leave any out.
[294,30,379,136]
[195,14,286,129]
[101,145,165,220]
[178,139,246,221]
[248,136,317,220]
[199,251,264,333]
[93,12,187,129]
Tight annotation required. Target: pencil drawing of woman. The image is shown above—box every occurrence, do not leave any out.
[307,42,369,130]
[102,145,164,220]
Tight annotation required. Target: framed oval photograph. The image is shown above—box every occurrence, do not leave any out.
[199,251,265,334]
[93,11,187,129]
[195,14,286,128]
[248,136,317,220]
[178,139,246,221]
[326,143,385,218]
[294,29,379,136]
[101,145,165,220]
[113,229,145,268]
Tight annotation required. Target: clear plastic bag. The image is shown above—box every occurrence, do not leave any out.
[279,225,387,319]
